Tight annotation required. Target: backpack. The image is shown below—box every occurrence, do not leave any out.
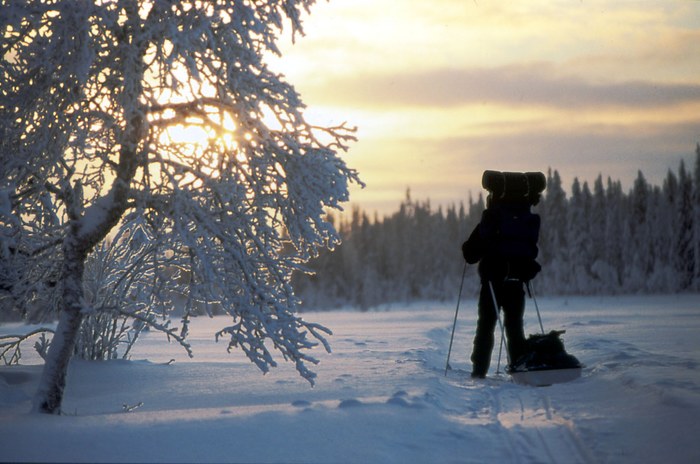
[509,330,582,372]
[473,201,542,282]
[481,202,539,260]
[462,170,545,282]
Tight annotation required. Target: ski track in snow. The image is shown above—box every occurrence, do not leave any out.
[427,328,595,464]
[1,294,699,463]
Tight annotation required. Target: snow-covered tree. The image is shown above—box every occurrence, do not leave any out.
[1,0,361,414]
[624,171,651,291]
[566,178,592,293]
[588,175,608,291]
[662,169,681,291]
[604,178,625,291]
[647,184,675,292]
[693,145,700,290]
[538,169,567,290]
[676,160,695,289]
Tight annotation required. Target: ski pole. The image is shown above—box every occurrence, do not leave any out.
[444,262,468,376]
[488,281,509,374]
[527,281,545,334]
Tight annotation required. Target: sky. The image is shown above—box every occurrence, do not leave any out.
[270,0,700,215]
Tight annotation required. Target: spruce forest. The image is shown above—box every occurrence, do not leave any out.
[293,147,700,310]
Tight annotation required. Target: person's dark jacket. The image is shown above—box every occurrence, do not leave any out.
[462,201,541,282]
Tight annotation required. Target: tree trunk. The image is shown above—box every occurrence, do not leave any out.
[32,241,87,414]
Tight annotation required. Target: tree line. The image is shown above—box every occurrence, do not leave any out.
[293,147,700,309]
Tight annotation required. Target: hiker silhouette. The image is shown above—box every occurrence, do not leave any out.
[462,171,545,378]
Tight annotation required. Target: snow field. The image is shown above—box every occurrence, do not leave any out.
[1,294,699,463]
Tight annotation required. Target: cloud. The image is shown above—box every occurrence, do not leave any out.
[276,0,700,216]
[308,64,700,110]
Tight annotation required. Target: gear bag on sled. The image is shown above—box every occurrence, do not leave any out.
[507,330,583,386]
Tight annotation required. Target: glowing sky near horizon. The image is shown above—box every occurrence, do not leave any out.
[270,0,700,215]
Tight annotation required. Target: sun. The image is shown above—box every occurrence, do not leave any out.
[163,124,211,146]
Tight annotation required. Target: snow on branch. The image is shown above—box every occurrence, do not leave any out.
[0,328,55,366]
[215,308,332,385]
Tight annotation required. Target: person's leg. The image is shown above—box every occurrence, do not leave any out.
[500,280,527,364]
[470,283,497,377]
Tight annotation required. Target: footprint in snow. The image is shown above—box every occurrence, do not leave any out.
[338,398,364,409]
[292,400,312,408]
[386,390,426,409]
[334,374,353,383]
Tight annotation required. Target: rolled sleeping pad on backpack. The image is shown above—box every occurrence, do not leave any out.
[482,170,546,200]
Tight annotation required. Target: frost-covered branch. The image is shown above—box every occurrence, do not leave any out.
[0,328,55,365]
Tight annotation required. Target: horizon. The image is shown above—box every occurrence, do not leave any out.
[334,155,698,220]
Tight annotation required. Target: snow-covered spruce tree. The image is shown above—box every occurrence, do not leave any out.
[694,145,700,290]
[1,0,361,414]
[676,160,695,290]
